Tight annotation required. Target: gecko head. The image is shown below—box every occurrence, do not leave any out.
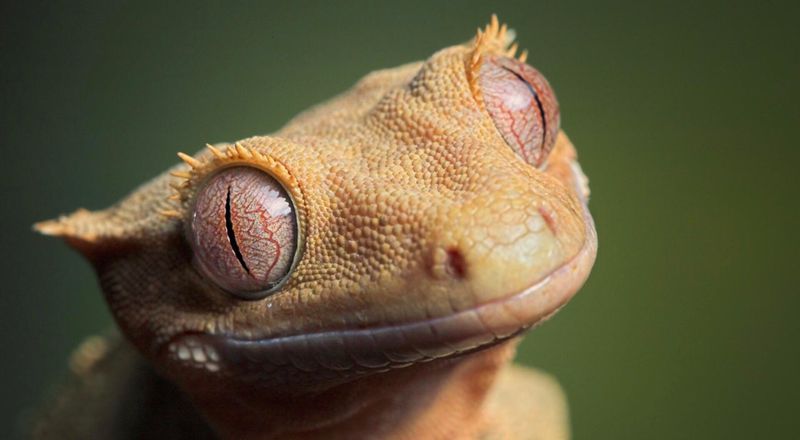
[35,15,596,406]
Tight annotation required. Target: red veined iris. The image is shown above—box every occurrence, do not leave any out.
[478,55,560,167]
[189,167,298,298]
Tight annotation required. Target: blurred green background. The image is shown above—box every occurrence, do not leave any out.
[2,0,798,438]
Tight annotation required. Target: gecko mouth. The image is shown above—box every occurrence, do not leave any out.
[163,209,597,386]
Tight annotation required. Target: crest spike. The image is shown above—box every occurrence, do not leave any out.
[169,170,192,179]
[235,143,253,159]
[159,209,182,219]
[518,49,528,63]
[177,152,202,169]
[490,14,499,34]
[507,43,519,58]
[206,144,225,159]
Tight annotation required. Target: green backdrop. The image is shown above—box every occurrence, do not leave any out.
[2,1,798,438]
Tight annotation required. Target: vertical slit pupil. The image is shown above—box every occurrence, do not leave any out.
[225,186,250,273]
[503,66,547,152]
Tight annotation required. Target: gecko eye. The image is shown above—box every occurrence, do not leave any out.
[478,55,560,167]
[189,167,298,299]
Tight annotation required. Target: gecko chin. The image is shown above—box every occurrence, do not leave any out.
[159,210,596,393]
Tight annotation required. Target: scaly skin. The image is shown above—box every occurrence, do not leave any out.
[35,16,596,439]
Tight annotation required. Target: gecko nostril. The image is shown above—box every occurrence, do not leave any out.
[444,247,467,279]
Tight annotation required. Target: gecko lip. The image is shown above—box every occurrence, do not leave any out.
[163,206,597,382]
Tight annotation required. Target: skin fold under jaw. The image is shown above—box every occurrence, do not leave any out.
[34,15,596,440]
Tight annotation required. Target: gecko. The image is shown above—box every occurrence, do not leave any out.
[33,16,597,439]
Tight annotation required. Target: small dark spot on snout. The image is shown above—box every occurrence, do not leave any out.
[445,247,467,279]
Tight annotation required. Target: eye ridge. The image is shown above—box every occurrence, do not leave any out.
[501,65,548,153]
[225,186,251,274]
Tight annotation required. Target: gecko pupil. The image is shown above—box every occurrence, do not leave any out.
[502,66,548,152]
[225,186,250,274]
[478,55,560,167]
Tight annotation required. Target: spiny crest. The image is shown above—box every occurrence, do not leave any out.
[467,14,530,104]
[161,143,300,219]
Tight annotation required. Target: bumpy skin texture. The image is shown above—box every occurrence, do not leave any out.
[36,16,596,440]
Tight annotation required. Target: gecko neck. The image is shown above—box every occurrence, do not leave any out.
[191,342,518,440]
